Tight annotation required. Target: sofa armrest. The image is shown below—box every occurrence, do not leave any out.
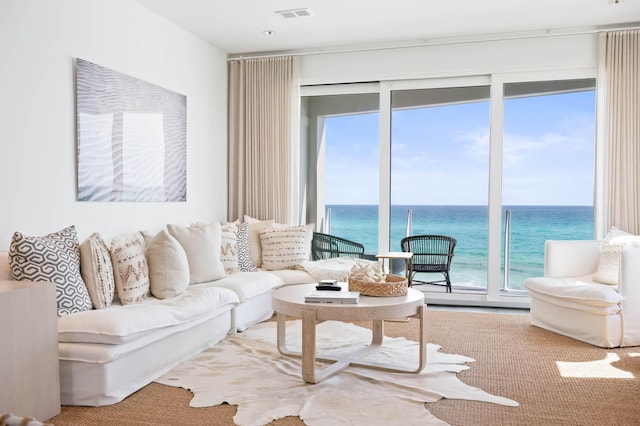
[544,240,600,278]
[619,247,640,298]
[619,247,640,346]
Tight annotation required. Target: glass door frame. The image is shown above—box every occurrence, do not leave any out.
[490,68,597,305]
[302,67,597,308]
[301,82,381,234]
[381,76,493,304]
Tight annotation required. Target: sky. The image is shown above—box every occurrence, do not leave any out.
[324,90,596,206]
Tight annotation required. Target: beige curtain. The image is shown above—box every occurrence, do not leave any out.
[596,30,640,238]
[228,56,300,224]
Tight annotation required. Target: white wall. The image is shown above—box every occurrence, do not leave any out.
[0,0,228,248]
[299,33,597,84]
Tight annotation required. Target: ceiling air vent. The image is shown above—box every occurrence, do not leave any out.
[275,8,314,19]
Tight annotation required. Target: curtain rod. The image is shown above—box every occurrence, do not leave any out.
[227,24,640,61]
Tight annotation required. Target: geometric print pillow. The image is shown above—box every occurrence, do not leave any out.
[9,225,93,317]
[236,222,257,272]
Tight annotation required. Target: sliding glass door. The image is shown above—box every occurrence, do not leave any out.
[302,71,596,305]
[301,89,380,254]
[390,85,490,291]
[501,79,596,291]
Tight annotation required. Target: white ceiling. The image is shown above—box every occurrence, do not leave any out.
[134,0,640,55]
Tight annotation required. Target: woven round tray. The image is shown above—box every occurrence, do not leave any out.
[348,274,408,297]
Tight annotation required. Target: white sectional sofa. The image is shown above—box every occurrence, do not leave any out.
[524,238,640,348]
[0,220,318,407]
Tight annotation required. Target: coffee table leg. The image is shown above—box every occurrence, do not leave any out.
[417,304,427,372]
[372,319,384,346]
[276,305,427,382]
[301,310,317,383]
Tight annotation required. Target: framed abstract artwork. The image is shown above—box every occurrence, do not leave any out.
[76,58,186,202]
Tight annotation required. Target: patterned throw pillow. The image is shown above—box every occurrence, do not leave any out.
[220,222,239,274]
[260,225,309,270]
[236,222,257,272]
[79,232,115,309]
[167,222,226,284]
[145,230,190,299]
[9,225,93,317]
[109,232,150,305]
[273,222,315,261]
[244,215,274,268]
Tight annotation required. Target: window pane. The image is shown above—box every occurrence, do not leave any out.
[391,87,490,290]
[309,93,380,254]
[502,80,596,291]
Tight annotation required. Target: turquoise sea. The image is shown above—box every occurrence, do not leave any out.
[326,205,594,291]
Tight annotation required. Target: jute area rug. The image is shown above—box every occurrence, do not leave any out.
[49,310,640,426]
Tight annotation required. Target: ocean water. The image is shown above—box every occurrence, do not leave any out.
[326,205,594,291]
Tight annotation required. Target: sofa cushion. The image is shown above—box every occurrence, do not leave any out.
[58,285,239,345]
[200,271,284,302]
[146,230,190,299]
[593,226,640,285]
[9,225,93,317]
[525,276,624,309]
[267,268,316,285]
[110,232,150,305]
[260,225,309,270]
[80,232,115,309]
[168,222,226,284]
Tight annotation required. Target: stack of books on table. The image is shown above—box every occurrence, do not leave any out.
[305,290,360,304]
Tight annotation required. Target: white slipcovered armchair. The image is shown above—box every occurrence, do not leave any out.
[524,240,640,348]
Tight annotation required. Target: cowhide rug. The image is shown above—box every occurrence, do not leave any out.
[156,320,518,425]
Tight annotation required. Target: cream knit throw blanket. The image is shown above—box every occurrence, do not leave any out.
[294,257,378,282]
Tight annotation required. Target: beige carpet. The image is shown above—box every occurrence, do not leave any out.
[49,310,640,425]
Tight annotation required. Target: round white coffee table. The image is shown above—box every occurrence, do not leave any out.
[272,283,426,384]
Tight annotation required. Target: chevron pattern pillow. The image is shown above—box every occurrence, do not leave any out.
[220,221,239,274]
[9,225,93,317]
[109,232,150,305]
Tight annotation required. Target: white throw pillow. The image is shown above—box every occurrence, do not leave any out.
[168,222,226,284]
[244,215,274,268]
[79,232,115,309]
[145,230,190,299]
[260,225,309,270]
[110,232,150,305]
[593,226,640,285]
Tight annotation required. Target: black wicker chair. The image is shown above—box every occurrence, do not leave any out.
[311,232,365,261]
[401,235,457,292]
